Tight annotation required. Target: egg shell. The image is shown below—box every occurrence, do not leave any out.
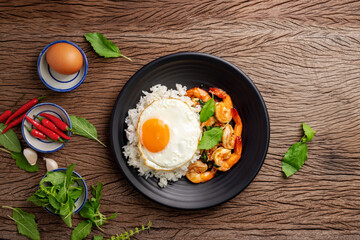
[46,42,83,75]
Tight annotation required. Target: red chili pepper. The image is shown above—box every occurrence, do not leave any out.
[0,110,12,123]
[2,113,26,134]
[25,115,60,141]
[34,116,71,140]
[39,113,70,132]
[5,96,46,125]
[25,125,47,140]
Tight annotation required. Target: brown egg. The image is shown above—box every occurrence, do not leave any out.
[46,42,83,75]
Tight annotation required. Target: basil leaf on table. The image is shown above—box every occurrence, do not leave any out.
[11,152,39,172]
[93,236,103,240]
[2,206,40,240]
[70,116,107,147]
[282,123,316,177]
[84,32,132,61]
[199,98,215,122]
[71,220,92,240]
[301,123,316,143]
[198,127,223,150]
[282,142,308,177]
[0,123,21,152]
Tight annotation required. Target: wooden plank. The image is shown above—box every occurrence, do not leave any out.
[0,0,359,239]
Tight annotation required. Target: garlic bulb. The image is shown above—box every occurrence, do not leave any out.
[23,148,38,166]
[44,157,58,171]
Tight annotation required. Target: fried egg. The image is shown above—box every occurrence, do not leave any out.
[137,98,201,171]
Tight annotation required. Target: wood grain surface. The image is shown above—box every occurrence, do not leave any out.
[1,0,360,239]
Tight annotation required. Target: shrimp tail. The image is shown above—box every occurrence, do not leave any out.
[232,108,243,138]
[209,87,227,99]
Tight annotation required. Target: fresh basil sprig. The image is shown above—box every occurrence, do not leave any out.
[71,183,118,240]
[70,116,107,148]
[27,164,83,228]
[282,123,316,177]
[199,98,215,122]
[84,32,131,61]
[2,206,40,240]
[198,127,223,150]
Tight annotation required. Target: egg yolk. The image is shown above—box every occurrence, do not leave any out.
[141,119,170,153]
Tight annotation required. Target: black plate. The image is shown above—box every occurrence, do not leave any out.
[110,52,270,210]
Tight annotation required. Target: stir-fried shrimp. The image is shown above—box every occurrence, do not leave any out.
[186,160,217,183]
[222,108,243,149]
[201,116,216,128]
[232,108,243,137]
[186,87,211,103]
[222,125,235,149]
[213,137,242,171]
[209,88,233,123]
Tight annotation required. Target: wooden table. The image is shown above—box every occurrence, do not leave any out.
[1,1,359,239]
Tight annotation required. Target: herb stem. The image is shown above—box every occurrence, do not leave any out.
[0,147,11,154]
[119,54,132,62]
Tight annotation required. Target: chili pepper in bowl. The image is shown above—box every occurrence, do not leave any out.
[0,110,12,123]
[34,115,71,140]
[5,96,46,125]
[39,113,71,132]
[24,125,47,140]
[2,113,26,134]
[25,115,62,141]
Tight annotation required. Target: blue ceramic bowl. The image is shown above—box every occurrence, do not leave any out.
[37,40,88,92]
[41,168,88,215]
[22,103,71,153]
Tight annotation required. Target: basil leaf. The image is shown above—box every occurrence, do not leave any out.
[11,152,38,172]
[84,32,131,61]
[40,171,66,186]
[93,236,103,240]
[3,206,40,240]
[199,98,215,122]
[69,187,83,200]
[65,163,75,188]
[0,123,21,152]
[71,220,93,240]
[198,127,223,150]
[57,186,67,203]
[70,116,107,147]
[27,195,48,207]
[301,123,316,143]
[282,142,308,177]
[60,199,73,228]
[106,212,118,220]
[48,195,61,210]
[92,182,103,203]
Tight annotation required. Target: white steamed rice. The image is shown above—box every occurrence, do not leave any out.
[123,84,201,187]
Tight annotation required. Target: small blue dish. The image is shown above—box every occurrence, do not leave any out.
[37,40,88,92]
[41,168,88,215]
[22,103,71,153]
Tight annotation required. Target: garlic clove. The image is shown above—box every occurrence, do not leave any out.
[43,157,58,172]
[23,148,38,166]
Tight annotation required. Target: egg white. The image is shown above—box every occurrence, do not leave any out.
[137,98,201,171]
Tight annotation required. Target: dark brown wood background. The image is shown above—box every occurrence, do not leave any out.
[1,0,359,239]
